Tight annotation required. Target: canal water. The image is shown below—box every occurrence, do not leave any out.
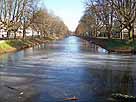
[0,36,136,102]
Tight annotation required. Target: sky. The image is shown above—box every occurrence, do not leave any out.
[42,0,84,31]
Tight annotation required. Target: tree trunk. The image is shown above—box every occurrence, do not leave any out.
[32,30,34,38]
[23,28,26,39]
[14,31,17,39]
[120,32,123,39]
[22,15,26,39]
[107,25,111,39]
[128,28,133,40]
[107,31,111,39]
[128,29,131,40]
[132,26,135,40]
[7,30,10,39]
[94,28,97,37]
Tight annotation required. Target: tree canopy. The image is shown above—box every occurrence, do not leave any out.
[0,0,69,39]
[76,0,136,40]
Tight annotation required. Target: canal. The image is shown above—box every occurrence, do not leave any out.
[0,36,136,102]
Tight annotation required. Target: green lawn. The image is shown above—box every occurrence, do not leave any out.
[106,39,131,49]
[103,39,136,52]
[0,36,59,54]
[0,42,13,50]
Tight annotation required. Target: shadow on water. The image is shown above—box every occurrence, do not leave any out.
[0,36,136,102]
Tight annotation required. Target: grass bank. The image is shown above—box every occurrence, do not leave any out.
[106,39,136,52]
[0,36,57,54]
[91,38,136,53]
[80,36,136,53]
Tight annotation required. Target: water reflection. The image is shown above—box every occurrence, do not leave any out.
[64,36,81,52]
[0,36,136,102]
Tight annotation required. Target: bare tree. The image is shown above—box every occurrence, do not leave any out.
[32,9,68,38]
[107,0,136,40]
[0,0,68,39]
[0,0,41,39]
[85,0,114,38]
[80,6,104,37]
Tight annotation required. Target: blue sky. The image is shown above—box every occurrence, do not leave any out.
[42,0,84,31]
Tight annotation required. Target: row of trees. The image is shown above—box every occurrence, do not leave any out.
[32,9,69,38]
[0,0,68,39]
[76,0,136,40]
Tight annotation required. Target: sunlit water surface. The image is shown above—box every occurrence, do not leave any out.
[0,36,136,102]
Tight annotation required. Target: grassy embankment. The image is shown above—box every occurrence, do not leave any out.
[80,35,136,53]
[105,39,136,53]
[0,36,57,54]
